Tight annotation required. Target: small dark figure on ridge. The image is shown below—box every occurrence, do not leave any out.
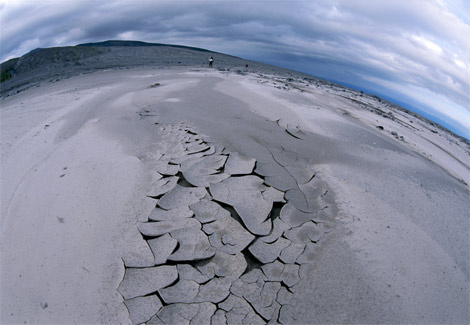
[209,56,214,67]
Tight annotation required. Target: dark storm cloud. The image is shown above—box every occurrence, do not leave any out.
[1,0,468,136]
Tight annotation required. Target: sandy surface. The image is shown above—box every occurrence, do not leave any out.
[1,67,469,324]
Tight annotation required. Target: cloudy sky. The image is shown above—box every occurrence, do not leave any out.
[1,0,469,138]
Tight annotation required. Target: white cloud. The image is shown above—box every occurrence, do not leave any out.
[361,74,469,132]
[411,35,443,56]
[117,31,136,40]
[2,37,41,61]
[454,56,466,69]
[54,28,84,46]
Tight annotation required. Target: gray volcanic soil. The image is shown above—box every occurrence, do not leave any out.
[0,40,305,97]
[1,42,469,324]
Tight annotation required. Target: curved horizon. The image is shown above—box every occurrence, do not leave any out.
[1,0,468,138]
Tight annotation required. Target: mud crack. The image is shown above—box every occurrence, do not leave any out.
[119,122,337,324]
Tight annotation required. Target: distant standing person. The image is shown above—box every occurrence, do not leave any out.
[209,56,214,67]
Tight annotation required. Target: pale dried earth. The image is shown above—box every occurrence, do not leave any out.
[1,65,469,324]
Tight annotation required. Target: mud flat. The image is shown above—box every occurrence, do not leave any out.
[1,67,468,324]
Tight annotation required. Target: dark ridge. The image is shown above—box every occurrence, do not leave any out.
[25,48,45,55]
[76,40,213,53]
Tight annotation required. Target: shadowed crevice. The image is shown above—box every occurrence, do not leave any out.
[119,122,334,324]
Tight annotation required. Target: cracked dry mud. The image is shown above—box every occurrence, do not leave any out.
[119,122,336,324]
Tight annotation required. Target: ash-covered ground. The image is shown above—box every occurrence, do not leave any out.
[1,41,469,324]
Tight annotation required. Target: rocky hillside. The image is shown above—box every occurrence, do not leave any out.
[0,40,302,96]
